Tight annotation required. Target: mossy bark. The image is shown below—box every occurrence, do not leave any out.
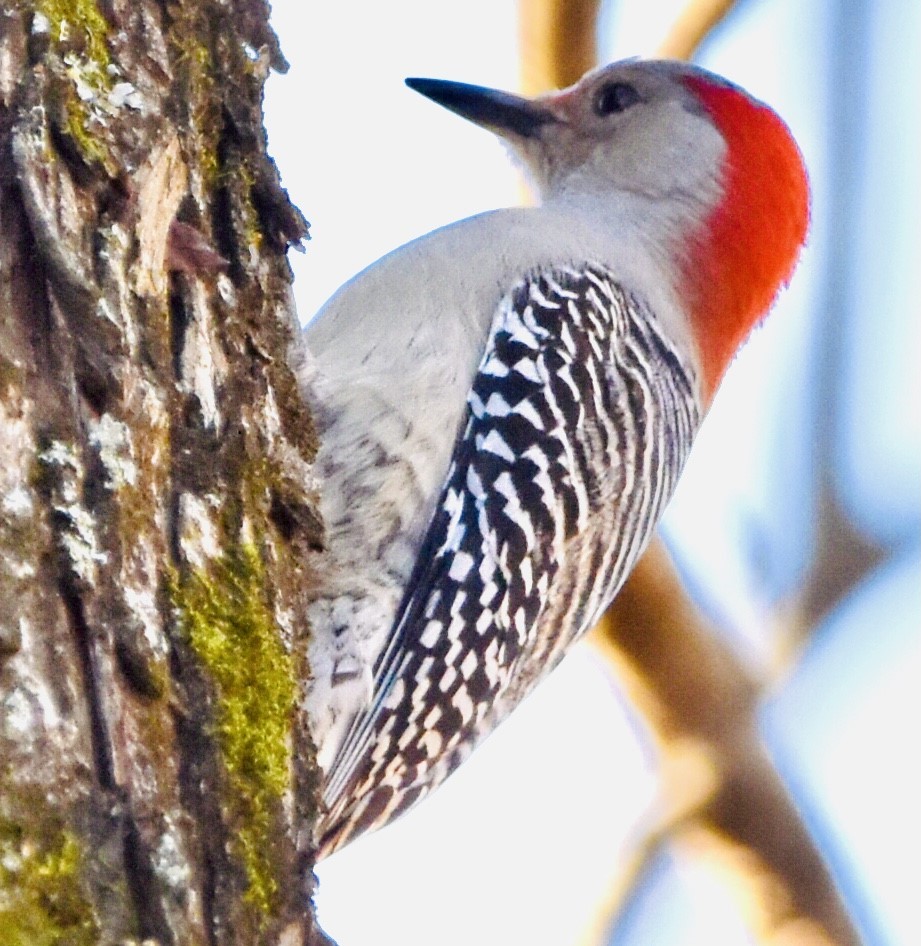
[0,2,325,943]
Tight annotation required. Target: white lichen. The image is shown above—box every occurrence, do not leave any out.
[63,51,101,103]
[216,273,236,305]
[95,295,122,330]
[180,282,227,430]
[262,383,281,441]
[1,673,62,744]
[123,582,168,658]
[5,561,36,581]
[273,604,295,651]
[89,413,137,490]
[177,492,222,569]
[152,817,193,892]
[39,440,108,584]
[1,486,33,518]
[108,81,143,110]
[58,504,108,583]
[39,440,81,500]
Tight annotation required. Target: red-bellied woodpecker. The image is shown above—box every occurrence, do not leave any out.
[303,59,809,858]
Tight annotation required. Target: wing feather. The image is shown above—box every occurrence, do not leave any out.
[319,264,699,855]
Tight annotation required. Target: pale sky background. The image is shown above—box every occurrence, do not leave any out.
[264,2,920,944]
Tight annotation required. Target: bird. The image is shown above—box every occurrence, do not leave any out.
[301,58,809,858]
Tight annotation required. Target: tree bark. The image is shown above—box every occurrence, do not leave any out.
[0,2,324,943]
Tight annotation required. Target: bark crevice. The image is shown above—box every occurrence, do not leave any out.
[59,583,116,791]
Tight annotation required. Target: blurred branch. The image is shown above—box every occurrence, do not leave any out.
[774,489,887,668]
[518,2,865,944]
[584,542,862,946]
[656,0,737,59]
[519,0,601,94]
[773,0,887,667]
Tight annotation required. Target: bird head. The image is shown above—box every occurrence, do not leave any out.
[406,60,809,400]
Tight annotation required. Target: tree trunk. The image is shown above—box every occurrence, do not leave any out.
[0,2,324,943]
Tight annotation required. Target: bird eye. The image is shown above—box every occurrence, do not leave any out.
[593,82,640,116]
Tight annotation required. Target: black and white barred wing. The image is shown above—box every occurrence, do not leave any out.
[319,264,700,855]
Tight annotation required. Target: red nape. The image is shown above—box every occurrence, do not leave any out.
[681,75,810,402]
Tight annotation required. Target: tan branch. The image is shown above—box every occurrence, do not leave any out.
[656,0,739,60]
[586,541,861,946]
[519,0,601,94]
[774,487,887,671]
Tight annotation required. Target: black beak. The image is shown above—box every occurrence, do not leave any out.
[405,78,556,139]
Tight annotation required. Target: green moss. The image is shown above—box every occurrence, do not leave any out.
[35,0,116,170]
[61,99,110,166]
[36,0,111,68]
[236,160,264,251]
[170,544,295,918]
[0,820,98,946]
[167,19,221,188]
